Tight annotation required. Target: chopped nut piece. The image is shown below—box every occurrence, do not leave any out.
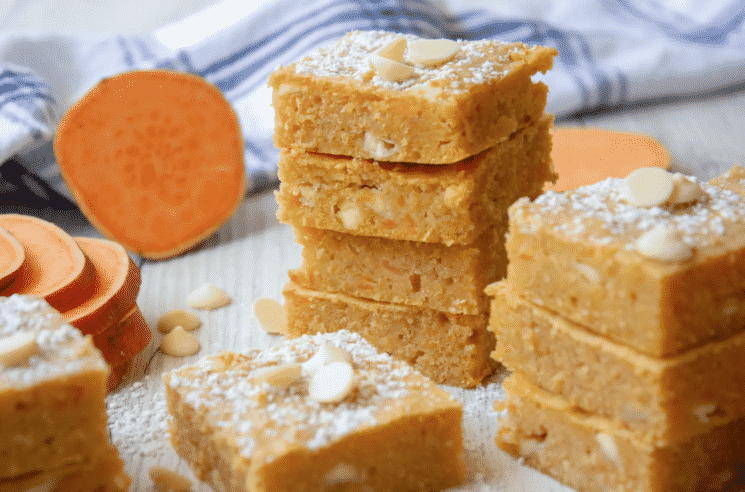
[635,226,692,262]
[406,39,460,66]
[595,432,621,465]
[302,342,353,376]
[187,283,231,310]
[252,363,302,388]
[157,309,201,333]
[253,298,287,334]
[376,37,407,62]
[149,466,192,492]
[338,204,362,229]
[0,331,38,366]
[369,54,416,82]
[574,263,600,284]
[309,361,356,403]
[668,173,704,205]
[161,326,201,357]
[620,167,674,207]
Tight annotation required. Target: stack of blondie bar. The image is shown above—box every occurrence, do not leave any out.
[0,294,129,491]
[488,166,745,491]
[270,30,557,387]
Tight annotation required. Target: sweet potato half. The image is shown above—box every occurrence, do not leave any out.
[54,69,246,259]
[0,226,25,292]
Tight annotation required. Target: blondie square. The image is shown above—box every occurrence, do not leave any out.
[163,330,465,492]
[488,281,745,445]
[270,30,556,164]
[283,282,493,387]
[290,224,505,315]
[496,372,745,492]
[0,294,125,486]
[504,165,745,356]
[276,115,554,245]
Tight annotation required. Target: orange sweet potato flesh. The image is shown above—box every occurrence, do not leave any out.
[107,360,130,393]
[0,214,95,312]
[93,304,151,369]
[62,237,141,336]
[549,127,670,191]
[0,226,25,292]
[54,69,246,259]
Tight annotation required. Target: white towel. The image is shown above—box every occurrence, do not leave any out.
[1,0,744,204]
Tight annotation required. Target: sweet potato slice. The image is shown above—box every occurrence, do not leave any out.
[54,69,246,259]
[0,226,25,292]
[63,237,141,336]
[93,304,152,368]
[549,127,670,191]
[0,214,95,311]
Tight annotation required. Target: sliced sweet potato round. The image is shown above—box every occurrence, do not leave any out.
[62,237,141,336]
[54,69,246,259]
[549,127,670,191]
[0,226,25,292]
[93,304,152,368]
[0,214,95,312]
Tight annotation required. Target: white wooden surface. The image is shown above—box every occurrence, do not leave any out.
[4,1,745,491]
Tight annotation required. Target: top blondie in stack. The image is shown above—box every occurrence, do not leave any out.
[271,31,557,386]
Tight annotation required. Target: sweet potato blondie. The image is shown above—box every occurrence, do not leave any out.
[283,282,493,387]
[163,330,465,492]
[276,115,554,245]
[270,30,556,164]
[290,224,505,315]
[504,165,745,356]
[496,373,745,492]
[0,294,128,489]
[488,281,745,444]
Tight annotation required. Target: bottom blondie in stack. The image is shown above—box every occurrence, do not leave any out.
[488,166,745,491]
[0,295,129,492]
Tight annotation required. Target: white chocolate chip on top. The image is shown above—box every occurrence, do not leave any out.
[376,37,407,62]
[667,173,704,205]
[309,361,356,403]
[406,38,460,66]
[161,326,201,357]
[0,331,38,366]
[302,342,353,376]
[369,54,416,82]
[252,363,302,388]
[157,309,201,333]
[635,226,692,262]
[620,167,674,207]
[187,283,231,310]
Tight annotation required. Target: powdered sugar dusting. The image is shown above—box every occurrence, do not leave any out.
[513,175,745,250]
[164,330,459,462]
[292,30,532,93]
[0,294,106,388]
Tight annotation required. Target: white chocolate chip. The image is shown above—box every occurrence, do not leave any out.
[406,38,460,66]
[595,432,621,464]
[338,204,361,229]
[187,283,231,310]
[574,263,600,284]
[667,173,704,205]
[309,361,356,403]
[252,363,302,388]
[149,466,192,492]
[376,37,407,62]
[0,331,38,366]
[160,326,201,357]
[363,132,397,159]
[157,309,201,333]
[252,298,287,334]
[302,342,353,376]
[635,226,692,262]
[369,54,416,82]
[620,167,674,207]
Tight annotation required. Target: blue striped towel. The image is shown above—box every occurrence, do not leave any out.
[1,0,744,204]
